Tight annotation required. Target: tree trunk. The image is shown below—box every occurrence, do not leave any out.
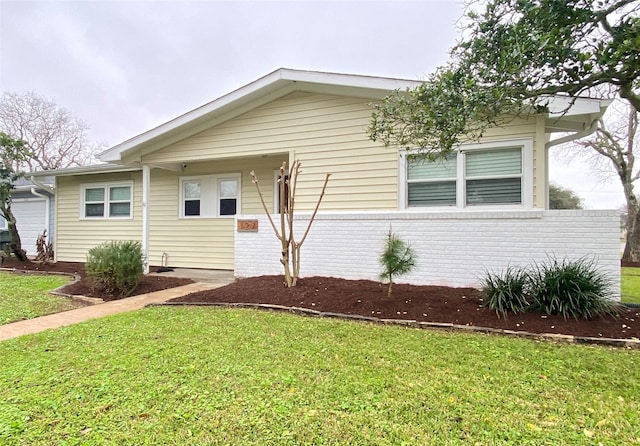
[5,208,27,261]
[621,168,640,262]
[624,207,640,262]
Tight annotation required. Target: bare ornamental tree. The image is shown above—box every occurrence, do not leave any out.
[251,160,330,287]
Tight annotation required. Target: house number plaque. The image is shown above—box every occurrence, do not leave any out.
[237,219,259,232]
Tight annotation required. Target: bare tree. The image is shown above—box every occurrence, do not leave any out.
[251,160,330,287]
[567,101,640,261]
[0,91,100,171]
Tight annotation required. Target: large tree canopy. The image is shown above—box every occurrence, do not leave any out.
[0,91,99,171]
[369,0,640,156]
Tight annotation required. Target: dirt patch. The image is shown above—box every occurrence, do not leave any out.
[171,275,640,340]
[0,260,193,301]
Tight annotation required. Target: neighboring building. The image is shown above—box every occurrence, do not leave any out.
[33,69,620,292]
[0,177,55,256]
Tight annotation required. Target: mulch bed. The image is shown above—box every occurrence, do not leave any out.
[2,259,639,340]
[0,259,193,301]
[171,275,640,341]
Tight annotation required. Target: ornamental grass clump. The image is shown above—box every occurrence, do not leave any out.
[379,229,416,297]
[482,257,619,320]
[85,240,144,298]
[481,266,530,318]
[527,257,619,319]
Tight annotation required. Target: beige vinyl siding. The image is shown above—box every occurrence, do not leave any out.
[146,157,284,269]
[55,172,142,262]
[143,92,399,211]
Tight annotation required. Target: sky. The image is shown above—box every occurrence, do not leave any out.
[0,0,625,210]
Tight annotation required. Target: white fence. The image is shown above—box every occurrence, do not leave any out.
[235,210,621,295]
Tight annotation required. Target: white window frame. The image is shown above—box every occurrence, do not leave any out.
[80,182,134,220]
[179,173,241,218]
[399,138,533,210]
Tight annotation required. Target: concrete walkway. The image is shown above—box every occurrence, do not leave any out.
[0,282,218,342]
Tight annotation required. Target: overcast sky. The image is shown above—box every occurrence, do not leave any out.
[0,0,625,209]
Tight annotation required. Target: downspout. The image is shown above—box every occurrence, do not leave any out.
[29,187,51,241]
[142,165,150,274]
[544,101,610,208]
[31,175,56,246]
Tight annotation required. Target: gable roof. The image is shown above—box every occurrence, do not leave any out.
[100,68,423,164]
[95,67,612,166]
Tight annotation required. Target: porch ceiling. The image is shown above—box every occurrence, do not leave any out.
[144,152,290,172]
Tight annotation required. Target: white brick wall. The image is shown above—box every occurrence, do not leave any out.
[235,210,621,296]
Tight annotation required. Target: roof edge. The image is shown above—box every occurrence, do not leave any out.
[99,68,423,163]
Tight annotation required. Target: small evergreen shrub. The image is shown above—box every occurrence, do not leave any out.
[85,240,144,298]
[481,266,530,318]
[527,257,619,319]
[379,229,416,297]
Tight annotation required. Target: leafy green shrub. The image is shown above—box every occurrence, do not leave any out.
[481,266,530,318]
[527,257,619,319]
[379,229,416,297]
[85,240,144,298]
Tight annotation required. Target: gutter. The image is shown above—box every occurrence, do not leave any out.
[545,99,612,149]
[30,176,55,194]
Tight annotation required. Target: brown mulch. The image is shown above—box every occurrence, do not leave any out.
[2,259,639,340]
[171,275,640,340]
[0,259,193,301]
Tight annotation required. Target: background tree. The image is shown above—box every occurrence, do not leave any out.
[548,183,584,210]
[369,0,640,156]
[566,101,640,260]
[0,91,99,171]
[0,132,31,261]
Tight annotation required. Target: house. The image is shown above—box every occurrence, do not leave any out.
[0,177,55,256]
[33,68,620,292]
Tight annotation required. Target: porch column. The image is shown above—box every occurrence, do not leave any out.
[142,164,150,274]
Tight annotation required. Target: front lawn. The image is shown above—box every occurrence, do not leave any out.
[1,307,638,445]
[622,267,640,304]
[0,272,77,325]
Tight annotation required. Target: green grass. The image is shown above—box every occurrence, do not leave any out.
[622,267,640,304]
[1,307,638,445]
[0,272,77,325]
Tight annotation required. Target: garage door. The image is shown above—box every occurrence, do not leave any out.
[12,199,47,257]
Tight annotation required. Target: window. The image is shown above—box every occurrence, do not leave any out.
[183,181,201,216]
[82,183,132,218]
[403,139,532,209]
[0,216,6,230]
[407,154,457,207]
[180,174,240,218]
[218,179,237,216]
[465,148,522,205]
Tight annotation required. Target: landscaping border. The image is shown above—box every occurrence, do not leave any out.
[154,301,640,349]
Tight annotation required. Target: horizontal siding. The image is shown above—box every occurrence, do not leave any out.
[146,157,282,268]
[144,91,399,212]
[55,172,143,262]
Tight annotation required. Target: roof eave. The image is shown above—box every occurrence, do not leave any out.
[99,68,422,164]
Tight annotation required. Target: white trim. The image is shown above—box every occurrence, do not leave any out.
[399,138,534,210]
[99,68,424,163]
[142,165,150,274]
[179,173,241,219]
[80,181,134,220]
